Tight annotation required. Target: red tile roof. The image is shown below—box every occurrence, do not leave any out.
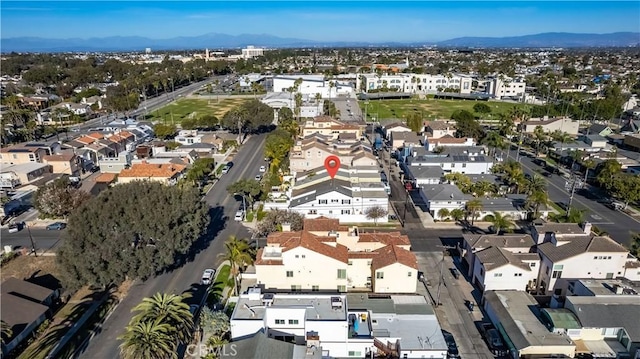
[265,231,348,263]
[371,245,418,271]
[303,217,348,232]
[254,248,283,265]
[95,173,117,183]
[358,232,411,246]
[119,163,187,178]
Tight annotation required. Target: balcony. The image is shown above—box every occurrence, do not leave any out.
[348,311,372,338]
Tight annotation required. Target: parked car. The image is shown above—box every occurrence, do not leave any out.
[608,201,624,211]
[486,328,508,355]
[201,268,216,285]
[259,165,266,172]
[442,332,460,359]
[450,268,460,280]
[46,222,67,230]
[221,164,231,174]
[234,210,244,222]
[8,222,24,233]
[255,174,262,181]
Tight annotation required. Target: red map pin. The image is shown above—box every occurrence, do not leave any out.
[324,155,341,179]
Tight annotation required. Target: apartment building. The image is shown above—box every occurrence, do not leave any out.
[300,116,364,140]
[483,76,527,99]
[289,135,376,173]
[358,73,472,95]
[407,150,494,175]
[0,144,51,165]
[254,217,416,293]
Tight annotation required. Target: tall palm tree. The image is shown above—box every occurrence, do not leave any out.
[485,212,515,234]
[1,320,12,345]
[131,292,194,344]
[119,319,177,359]
[533,125,547,156]
[465,199,483,226]
[526,190,549,218]
[523,174,547,195]
[219,236,254,296]
[482,131,504,158]
[314,93,322,115]
[582,158,596,184]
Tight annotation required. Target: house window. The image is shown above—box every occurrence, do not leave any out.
[337,269,346,279]
[288,319,299,325]
[295,255,299,258]
[308,210,317,215]
[312,285,319,291]
[348,351,362,357]
[348,261,353,265]
[342,199,351,204]
[275,319,285,325]
[286,271,294,277]
[341,209,351,214]
[552,270,562,279]
[407,272,412,277]
[367,261,372,266]
[331,199,339,203]
[291,285,301,291]
[301,255,305,258]
[376,272,384,279]
[530,263,536,267]
[514,273,522,277]
[338,285,346,292]
[494,273,502,277]
[318,200,327,204]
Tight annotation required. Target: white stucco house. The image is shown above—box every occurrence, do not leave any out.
[418,184,469,220]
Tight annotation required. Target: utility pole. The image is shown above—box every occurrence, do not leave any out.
[26,223,37,257]
[435,245,457,307]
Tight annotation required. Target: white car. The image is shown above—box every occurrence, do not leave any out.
[201,268,215,285]
[255,174,262,181]
[259,165,266,173]
[221,165,230,174]
[234,210,244,221]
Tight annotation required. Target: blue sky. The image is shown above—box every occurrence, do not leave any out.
[1,1,639,42]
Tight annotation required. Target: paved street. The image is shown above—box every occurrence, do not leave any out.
[505,148,640,246]
[79,134,268,359]
[0,225,64,253]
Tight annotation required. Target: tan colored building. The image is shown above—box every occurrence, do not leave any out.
[424,120,456,138]
[0,145,50,165]
[42,153,80,176]
[521,116,579,136]
[300,116,363,139]
[117,162,187,185]
[289,135,377,172]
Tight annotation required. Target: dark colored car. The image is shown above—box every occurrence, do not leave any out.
[46,222,67,230]
[450,268,460,279]
[442,332,460,359]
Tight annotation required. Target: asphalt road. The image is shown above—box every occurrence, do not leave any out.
[506,148,640,246]
[0,226,64,253]
[78,134,268,359]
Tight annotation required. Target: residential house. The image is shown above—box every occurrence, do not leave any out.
[1,278,60,356]
[174,130,204,146]
[98,151,133,173]
[383,122,412,140]
[623,134,640,152]
[42,153,79,176]
[289,135,376,173]
[582,134,608,148]
[0,144,51,165]
[530,222,591,244]
[472,247,540,292]
[117,162,187,185]
[483,76,527,99]
[300,116,363,140]
[402,165,443,185]
[0,163,52,188]
[483,291,576,359]
[81,95,103,109]
[536,235,629,296]
[521,116,580,136]
[407,149,494,175]
[19,96,49,110]
[389,132,421,151]
[229,291,447,359]
[418,184,468,220]
[587,123,613,137]
[477,196,549,221]
[423,121,456,139]
[106,130,136,152]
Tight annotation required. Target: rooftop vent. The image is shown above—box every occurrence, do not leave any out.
[262,293,275,306]
[331,297,343,309]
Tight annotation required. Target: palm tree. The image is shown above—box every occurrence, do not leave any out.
[119,319,177,359]
[568,149,584,173]
[472,180,496,197]
[523,174,547,195]
[1,320,12,345]
[131,292,194,344]
[450,208,465,224]
[219,236,254,296]
[485,212,515,234]
[437,208,450,221]
[533,125,547,156]
[465,199,483,226]
[526,190,549,218]
[582,158,596,184]
[482,131,504,158]
[314,93,322,115]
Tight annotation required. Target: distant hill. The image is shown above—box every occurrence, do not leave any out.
[1,32,638,52]
[436,32,640,48]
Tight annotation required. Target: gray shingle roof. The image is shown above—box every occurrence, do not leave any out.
[538,236,628,262]
[463,234,535,251]
[475,246,533,271]
[221,330,297,358]
[404,165,443,180]
[421,184,467,201]
[566,296,640,341]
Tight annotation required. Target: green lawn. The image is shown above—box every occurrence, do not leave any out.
[145,98,249,124]
[359,98,528,122]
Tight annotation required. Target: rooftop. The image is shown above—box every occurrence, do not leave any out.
[232,293,348,321]
[566,296,640,341]
[118,162,187,178]
[538,235,628,262]
[1,278,56,303]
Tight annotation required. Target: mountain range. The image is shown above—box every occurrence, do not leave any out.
[2,32,639,52]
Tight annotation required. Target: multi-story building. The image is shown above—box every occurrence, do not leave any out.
[358,73,472,95]
[241,46,264,59]
[407,150,494,175]
[272,75,353,98]
[300,116,364,140]
[255,217,416,293]
[521,116,580,136]
[117,161,187,185]
[0,144,51,165]
[482,76,527,99]
[288,135,377,173]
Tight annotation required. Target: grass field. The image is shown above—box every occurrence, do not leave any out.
[359,98,528,122]
[146,98,249,124]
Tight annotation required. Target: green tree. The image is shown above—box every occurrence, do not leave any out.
[405,112,423,132]
[33,178,92,219]
[611,174,640,209]
[437,208,450,221]
[473,102,492,114]
[130,293,194,344]
[444,173,473,193]
[119,319,177,359]
[57,182,209,290]
[264,129,294,173]
[526,190,549,218]
[450,208,465,223]
[522,174,547,195]
[185,158,216,186]
[451,109,482,140]
[153,123,177,139]
[200,307,230,341]
[365,206,388,226]
[596,159,622,191]
[254,209,304,237]
[465,199,483,226]
[227,179,262,210]
[629,232,640,258]
[482,130,505,158]
[219,236,254,296]
[485,211,515,234]
[471,180,497,197]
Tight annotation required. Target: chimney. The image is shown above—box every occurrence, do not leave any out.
[582,221,592,235]
[282,223,291,232]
